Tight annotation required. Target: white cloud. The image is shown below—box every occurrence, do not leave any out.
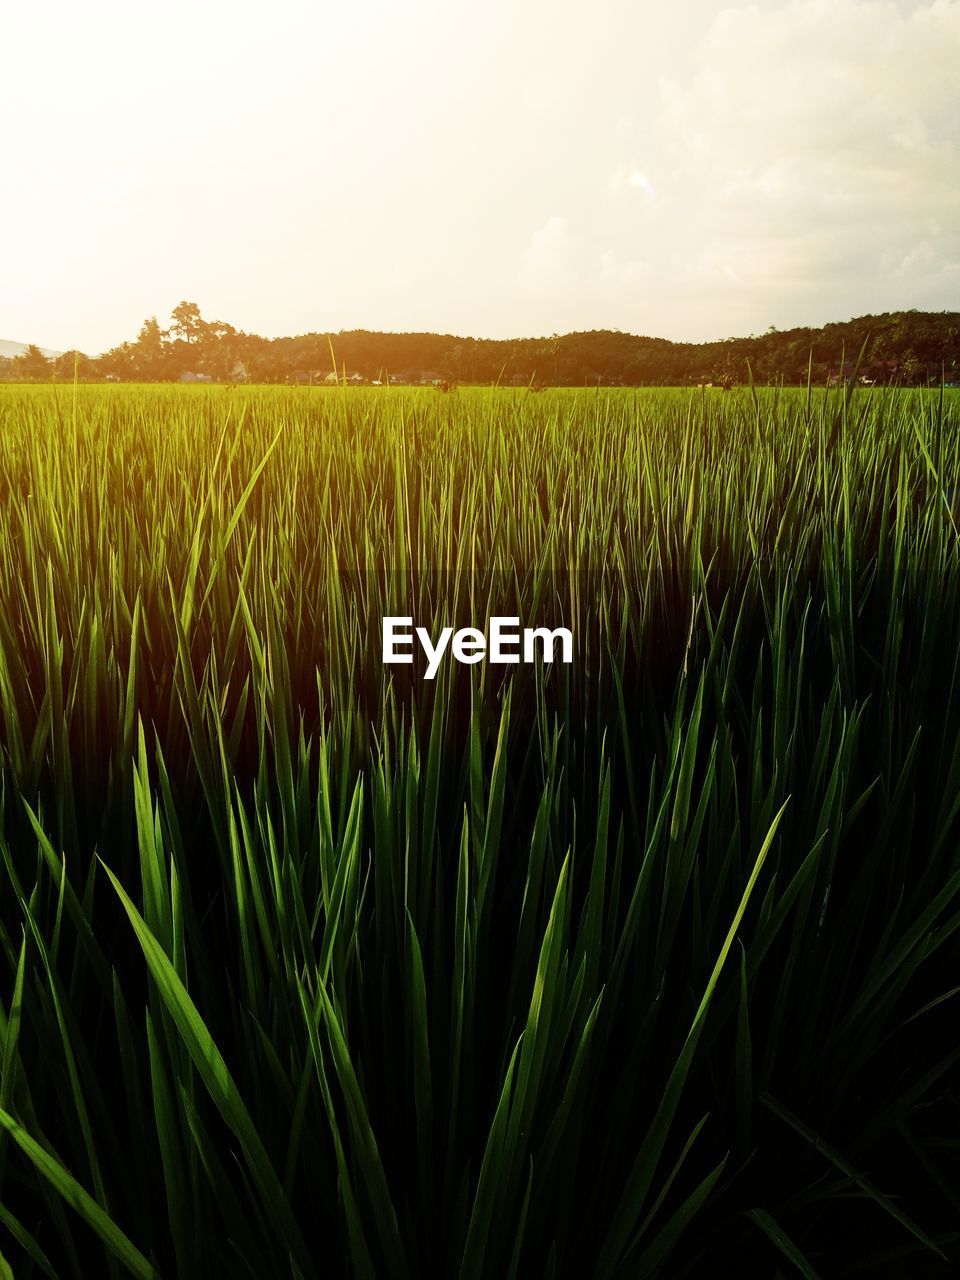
[641,0,960,332]
[514,2,960,341]
[3,0,958,348]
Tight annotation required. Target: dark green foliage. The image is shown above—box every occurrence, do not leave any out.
[0,384,958,1276]
[4,306,957,385]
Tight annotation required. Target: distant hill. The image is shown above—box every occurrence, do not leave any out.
[1,310,958,385]
[0,339,62,360]
[242,310,960,387]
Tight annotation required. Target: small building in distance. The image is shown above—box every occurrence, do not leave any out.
[179,371,213,383]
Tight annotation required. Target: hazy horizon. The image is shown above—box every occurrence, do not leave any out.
[6,305,959,364]
[4,0,959,355]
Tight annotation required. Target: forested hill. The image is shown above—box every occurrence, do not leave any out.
[3,306,959,386]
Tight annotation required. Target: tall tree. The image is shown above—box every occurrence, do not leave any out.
[126,318,169,379]
[52,350,93,381]
[170,300,204,345]
[12,344,51,380]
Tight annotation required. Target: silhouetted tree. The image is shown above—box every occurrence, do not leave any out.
[12,344,50,380]
[170,300,203,345]
[52,351,94,381]
[133,317,169,379]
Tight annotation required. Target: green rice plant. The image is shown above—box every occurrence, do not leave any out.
[0,383,957,1275]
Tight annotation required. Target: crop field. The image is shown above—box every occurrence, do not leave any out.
[0,382,959,1277]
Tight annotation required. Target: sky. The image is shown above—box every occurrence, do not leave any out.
[2,0,958,353]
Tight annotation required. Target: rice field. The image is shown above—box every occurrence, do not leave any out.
[0,381,959,1277]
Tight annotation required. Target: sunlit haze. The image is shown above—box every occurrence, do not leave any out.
[3,0,958,354]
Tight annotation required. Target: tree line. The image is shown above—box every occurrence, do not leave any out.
[3,302,958,386]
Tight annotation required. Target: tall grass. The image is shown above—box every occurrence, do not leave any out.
[0,382,958,1276]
